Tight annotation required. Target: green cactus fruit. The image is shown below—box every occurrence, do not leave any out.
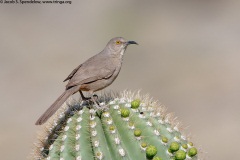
[134,129,142,137]
[121,108,130,118]
[131,99,141,109]
[146,145,157,159]
[161,136,168,144]
[188,147,198,157]
[33,91,199,160]
[182,144,188,150]
[141,142,148,149]
[169,142,180,153]
[153,156,162,160]
[175,150,186,160]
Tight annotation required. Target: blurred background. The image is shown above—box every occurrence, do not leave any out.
[0,1,239,159]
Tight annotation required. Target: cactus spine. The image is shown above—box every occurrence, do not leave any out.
[34,91,199,160]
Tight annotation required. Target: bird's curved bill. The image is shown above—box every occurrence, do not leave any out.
[127,41,138,45]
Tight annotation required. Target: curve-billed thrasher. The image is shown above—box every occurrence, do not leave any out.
[35,37,138,125]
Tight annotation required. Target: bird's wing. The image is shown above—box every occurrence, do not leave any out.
[75,68,116,85]
[65,53,116,89]
[63,64,82,82]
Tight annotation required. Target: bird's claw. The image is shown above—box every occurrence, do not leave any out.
[94,104,109,111]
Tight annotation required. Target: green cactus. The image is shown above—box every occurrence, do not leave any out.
[33,91,199,160]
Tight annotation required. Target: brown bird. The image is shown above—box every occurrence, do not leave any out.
[35,37,138,125]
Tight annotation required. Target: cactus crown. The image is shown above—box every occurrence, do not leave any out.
[33,91,199,160]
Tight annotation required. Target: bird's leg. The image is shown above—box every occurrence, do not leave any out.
[92,94,99,105]
[79,91,99,106]
[90,94,108,111]
[90,94,101,110]
[79,91,91,101]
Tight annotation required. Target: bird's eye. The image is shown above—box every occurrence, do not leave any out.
[115,40,122,45]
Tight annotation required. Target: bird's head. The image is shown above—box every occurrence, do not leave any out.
[106,37,138,55]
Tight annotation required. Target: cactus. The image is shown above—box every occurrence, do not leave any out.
[33,91,199,160]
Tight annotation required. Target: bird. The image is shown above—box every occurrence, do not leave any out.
[35,37,138,125]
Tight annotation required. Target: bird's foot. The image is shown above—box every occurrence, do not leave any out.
[83,94,98,101]
[82,97,91,101]
[80,91,98,101]
[81,95,99,108]
[90,95,109,111]
[94,103,109,111]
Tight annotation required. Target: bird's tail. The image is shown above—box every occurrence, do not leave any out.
[35,86,79,125]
